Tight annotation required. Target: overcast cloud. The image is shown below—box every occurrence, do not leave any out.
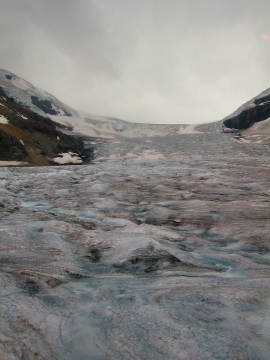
[1,0,270,124]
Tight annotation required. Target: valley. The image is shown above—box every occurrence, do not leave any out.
[0,69,270,359]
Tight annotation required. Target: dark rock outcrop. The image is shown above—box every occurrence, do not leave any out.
[223,88,270,129]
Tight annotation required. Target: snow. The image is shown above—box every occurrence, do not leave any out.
[239,117,270,144]
[53,152,83,164]
[0,115,8,124]
[51,102,67,115]
[35,87,50,98]
[12,77,33,91]
[0,161,28,166]
[0,69,77,119]
[0,102,7,108]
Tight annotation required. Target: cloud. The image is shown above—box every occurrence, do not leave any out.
[1,0,270,124]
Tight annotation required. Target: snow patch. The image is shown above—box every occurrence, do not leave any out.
[53,152,83,164]
[0,115,8,124]
[0,161,28,166]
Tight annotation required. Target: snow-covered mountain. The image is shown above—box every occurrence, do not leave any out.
[0,82,95,166]
[2,68,270,139]
[0,69,210,138]
[1,68,270,167]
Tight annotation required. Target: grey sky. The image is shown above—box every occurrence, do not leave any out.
[1,0,270,124]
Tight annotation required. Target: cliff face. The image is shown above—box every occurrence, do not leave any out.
[223,88,270,129]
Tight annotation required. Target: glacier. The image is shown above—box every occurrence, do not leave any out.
[1,153,270,359]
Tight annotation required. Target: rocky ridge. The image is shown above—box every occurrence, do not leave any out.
[223,87,270,130]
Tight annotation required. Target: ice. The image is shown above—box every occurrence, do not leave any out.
[90,183,110,192]
[0,161,28,166]
[1,157,270,359]
[21,200,49,208]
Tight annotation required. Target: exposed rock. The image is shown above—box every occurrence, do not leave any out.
[223,87,270,129]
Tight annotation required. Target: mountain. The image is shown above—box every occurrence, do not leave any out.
[222,87,270,130]
[0,69,216,139]
[0,73,95,166]
[221,87,270,145]
[1,68,270,166]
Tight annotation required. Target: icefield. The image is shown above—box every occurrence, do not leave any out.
[1,152,270,359]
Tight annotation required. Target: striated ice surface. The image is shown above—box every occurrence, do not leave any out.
[1,150,270,359]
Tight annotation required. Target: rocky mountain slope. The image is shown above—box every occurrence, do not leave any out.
[0,86,94,166]
[222,87,270,130]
